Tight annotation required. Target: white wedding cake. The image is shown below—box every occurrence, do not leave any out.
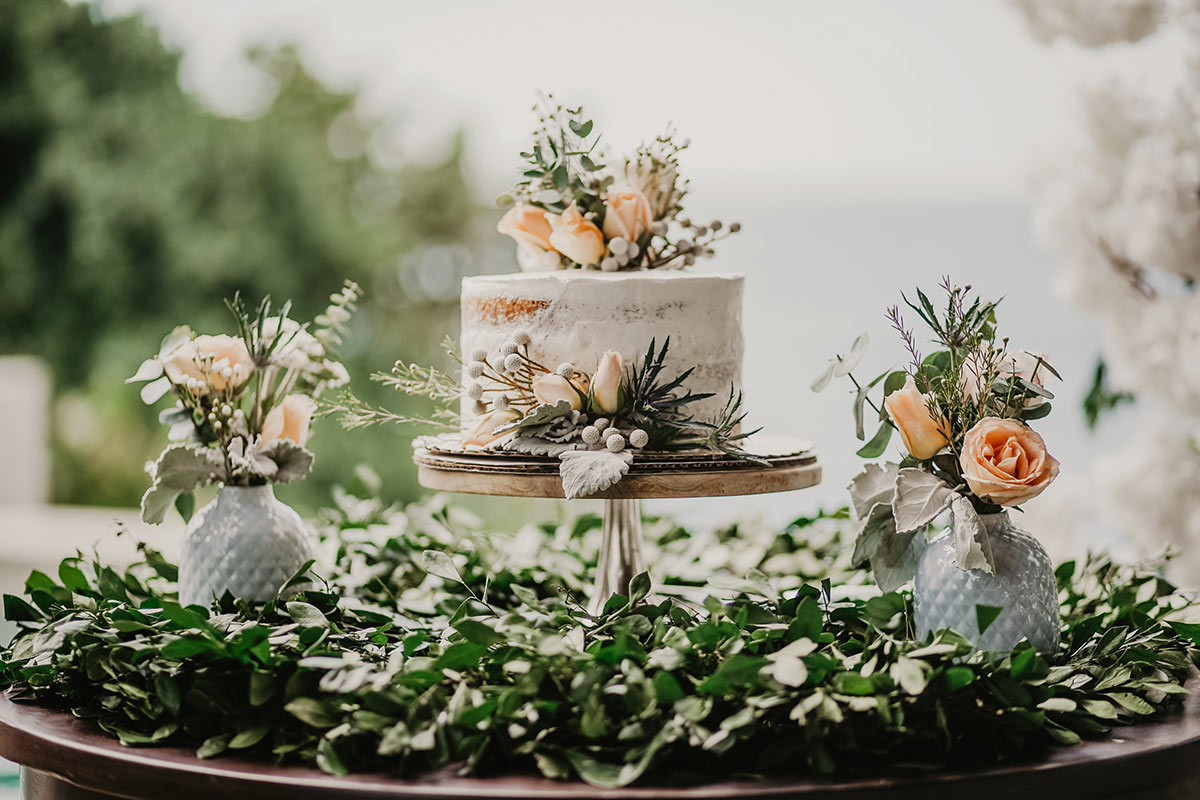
[459,271,743,425]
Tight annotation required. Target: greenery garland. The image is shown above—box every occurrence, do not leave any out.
[1,485,1197,788]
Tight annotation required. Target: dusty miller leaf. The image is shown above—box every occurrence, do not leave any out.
[258,439,315,483]
[503,436,585,457]
[154,445,223,491]
[495,400,573,435]
[852,502,926,592]
[558,449,634,499]
[847,463,899,520]
[950,496,995,573]
[140,483,182,526]
[892,468,954,533]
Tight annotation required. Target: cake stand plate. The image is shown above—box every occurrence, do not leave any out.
[3,684,1199,800]
[414,436,821,613]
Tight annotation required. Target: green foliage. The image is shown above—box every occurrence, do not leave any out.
[1083,359,1135,430]
[0,0,476,509]
[1,490,1195,787]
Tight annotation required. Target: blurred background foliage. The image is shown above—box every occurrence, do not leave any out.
[0,0,505,513]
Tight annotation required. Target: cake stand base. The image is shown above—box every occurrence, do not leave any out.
[413,435,821,614]
[591,498,646,615]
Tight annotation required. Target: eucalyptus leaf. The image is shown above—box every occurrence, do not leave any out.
[834,333,869,377]
[810,361,837,393]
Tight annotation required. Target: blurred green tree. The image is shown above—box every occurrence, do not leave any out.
[0,0,481,511]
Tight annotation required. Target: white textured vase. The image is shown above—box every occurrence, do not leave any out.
[914,511,1059,655]
[179,484,312,607]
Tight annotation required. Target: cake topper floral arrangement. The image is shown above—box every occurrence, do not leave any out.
[340,336,757,499]
[126,282,359,523]
[495,93,740,272]
[813,279,1060,590]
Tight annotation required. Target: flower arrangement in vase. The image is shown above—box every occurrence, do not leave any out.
[495,93,740,272]
[127,282,358,605]
[814,278,1062,653]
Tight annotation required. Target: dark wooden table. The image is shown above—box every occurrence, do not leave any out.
[2,688,1199,800]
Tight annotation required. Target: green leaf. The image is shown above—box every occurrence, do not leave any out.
[943,667,975,692]
[286,601,330,629]
[434,642,486,670]
[174,492,195,523]
[3,594,42,622]
[855,422,893,458]
[229,726,270,749]
[58,563,88,593]
[976,604,1003,635]
[197,734,231,759]
[317,737,348,776]
[652,671,685,704]
[791,596,823,641]
[285,697,341,728]
[1108,692,1155,715]
[453,619,505,647]
[883,370,908,397]
[551,164,568,192]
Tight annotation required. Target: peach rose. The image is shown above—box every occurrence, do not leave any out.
[162,334,253,393]
[532,373,583,411]
[591,350,623,414]
[260,394,316,447]
[602,188,654,243]
[548,204,605,266]
[960,417,1059,506]
[884,376,950,460]
[463,408,520,447]
[497,204,554,251]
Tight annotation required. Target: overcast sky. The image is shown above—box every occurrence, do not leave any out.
[93,0,1185,203]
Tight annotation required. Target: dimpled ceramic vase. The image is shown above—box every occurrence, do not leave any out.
[914,511,1059,655]
[179,484,311,607]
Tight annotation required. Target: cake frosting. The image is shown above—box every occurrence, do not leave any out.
[460,271,743,426]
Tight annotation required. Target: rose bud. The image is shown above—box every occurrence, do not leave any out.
[602,188,654,243]
[547,203,606,267]
[883,376,950,460]
[497,204,554,251]
[590,350,623,414]
[462,408,521,447]
[532,373,583,411]
[260,394,317,446]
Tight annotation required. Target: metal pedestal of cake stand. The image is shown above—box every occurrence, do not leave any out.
[414,436,821,613]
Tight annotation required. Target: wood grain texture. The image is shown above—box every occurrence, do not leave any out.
[413,436,822,499]
[3,686,1200,799]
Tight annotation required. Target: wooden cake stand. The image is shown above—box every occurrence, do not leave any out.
[414,435,821,613]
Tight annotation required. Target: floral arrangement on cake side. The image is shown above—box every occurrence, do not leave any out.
[127,282,359,523]
[495,93,740,272]
[814,278,1060,593]
[340,335,757,499]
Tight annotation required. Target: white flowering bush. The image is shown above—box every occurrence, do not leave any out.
[1013,0,1200,577]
